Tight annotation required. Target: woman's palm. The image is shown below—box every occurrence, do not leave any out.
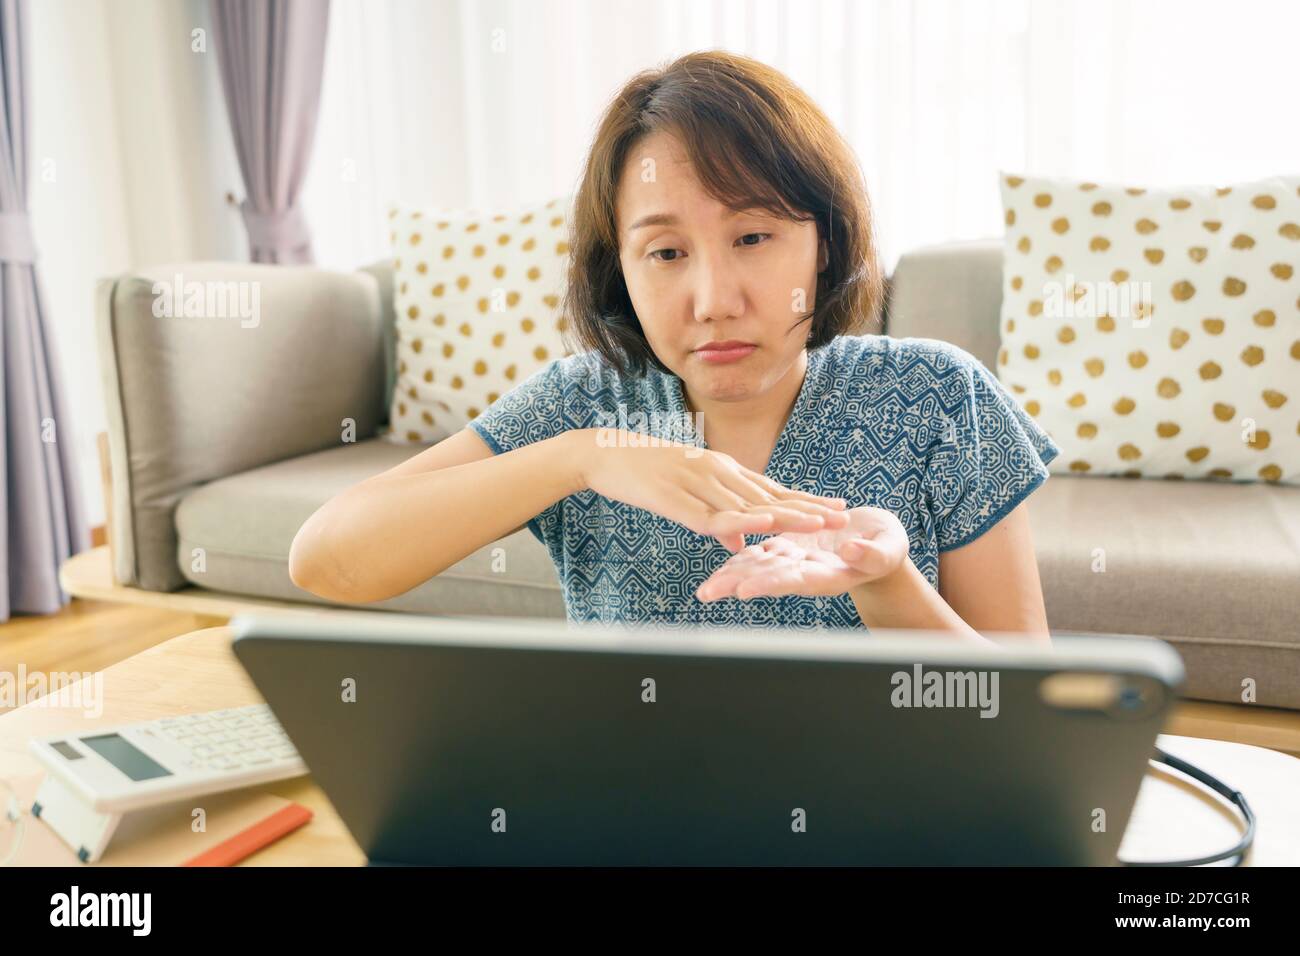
[695,506,910,601]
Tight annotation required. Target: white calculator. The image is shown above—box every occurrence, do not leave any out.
[29,704,308,861]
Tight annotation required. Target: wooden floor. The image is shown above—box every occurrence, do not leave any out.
[5,595,1300,757]
[0,598,227,713]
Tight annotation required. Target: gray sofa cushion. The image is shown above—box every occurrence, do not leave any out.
[886,238,1004,372]
[97,262,387,592]
[1027,475,1300,708]
[174,437,563,617]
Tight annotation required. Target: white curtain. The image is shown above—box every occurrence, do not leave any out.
[301,0,1300,275]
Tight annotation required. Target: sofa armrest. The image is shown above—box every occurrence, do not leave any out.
[97,262,385,591]
[885,238,1004,373]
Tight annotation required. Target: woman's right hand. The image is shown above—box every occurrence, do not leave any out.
[571,428,850,553]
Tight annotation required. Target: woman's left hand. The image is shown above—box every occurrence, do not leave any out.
[695,506,911,601]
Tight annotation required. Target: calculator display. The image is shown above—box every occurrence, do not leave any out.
[81,733,173,781]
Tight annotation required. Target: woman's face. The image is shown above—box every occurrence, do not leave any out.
[615,129,827,405]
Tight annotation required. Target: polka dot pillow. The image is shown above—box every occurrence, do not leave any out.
[997,172,1300,485]
[386,195,577,444]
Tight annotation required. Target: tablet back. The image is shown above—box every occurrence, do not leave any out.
[231,614,1183,865]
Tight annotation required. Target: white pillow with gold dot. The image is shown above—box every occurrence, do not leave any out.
[998,172,1300,485]
[385,194,577,445]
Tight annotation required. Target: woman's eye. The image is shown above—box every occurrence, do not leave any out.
[648,234,769,262]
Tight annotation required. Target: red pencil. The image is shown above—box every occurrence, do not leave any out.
[181,803,314,867]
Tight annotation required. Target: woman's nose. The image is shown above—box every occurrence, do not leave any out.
[691,250,746,323]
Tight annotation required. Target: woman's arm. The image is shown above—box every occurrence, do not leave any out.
[848,557,991,644]
[288,428,585,603]
[935,501,1052,643]
[849,502,1051,646]
[290,427,850,605]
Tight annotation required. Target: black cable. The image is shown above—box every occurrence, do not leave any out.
[1116,747,1256,867]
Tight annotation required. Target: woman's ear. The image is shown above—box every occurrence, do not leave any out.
[817,238,830,273]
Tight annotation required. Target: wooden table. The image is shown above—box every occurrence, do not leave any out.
[0,627,363,865]
[2,626,1298,866]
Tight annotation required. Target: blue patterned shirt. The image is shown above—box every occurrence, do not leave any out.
[469,334,1060,630]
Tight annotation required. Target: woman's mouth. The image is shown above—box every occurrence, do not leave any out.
[694,340,757,364]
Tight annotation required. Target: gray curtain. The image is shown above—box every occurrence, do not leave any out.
[0,0,90,619]
[211,0,330,264]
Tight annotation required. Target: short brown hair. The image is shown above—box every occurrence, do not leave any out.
[562,50,884,376]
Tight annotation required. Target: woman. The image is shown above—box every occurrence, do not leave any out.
[289,51,1060,644]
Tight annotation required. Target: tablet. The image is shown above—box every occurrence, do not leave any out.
[231,613,1183,865]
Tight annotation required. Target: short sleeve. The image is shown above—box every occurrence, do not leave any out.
[925,352,1061,552]
[467,360,570,547]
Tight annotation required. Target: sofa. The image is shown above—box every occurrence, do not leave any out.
[93,240,1300,708]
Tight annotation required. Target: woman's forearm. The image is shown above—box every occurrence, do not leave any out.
[849,558,995,646]
[289,430,589,604]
